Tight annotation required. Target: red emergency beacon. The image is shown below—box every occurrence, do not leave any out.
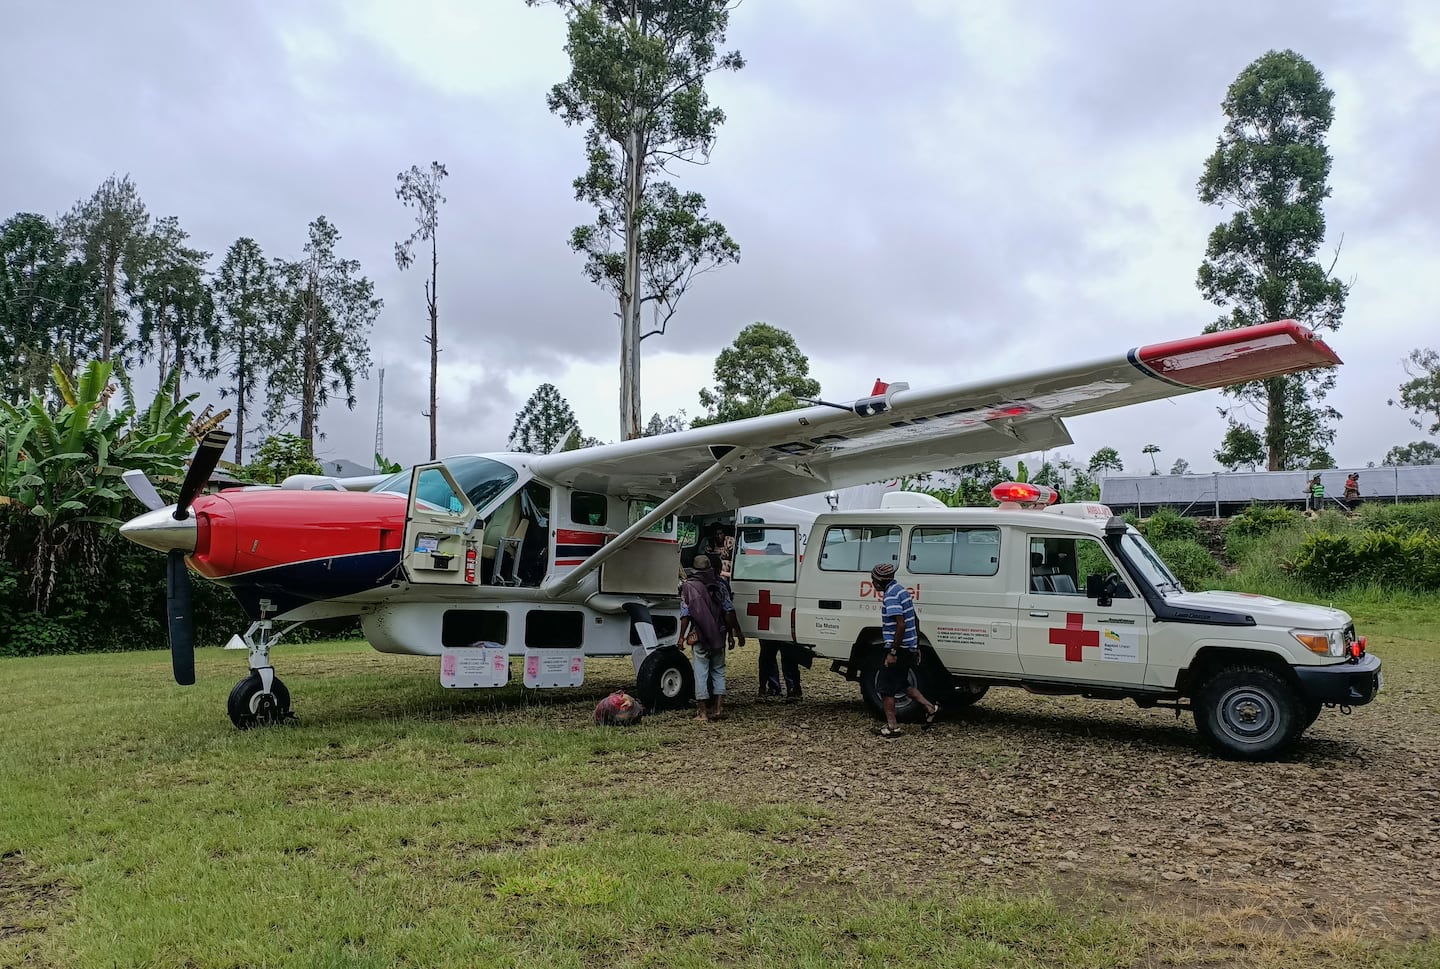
[991,481,1059,509]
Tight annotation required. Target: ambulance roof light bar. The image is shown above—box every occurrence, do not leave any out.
[991,481,1058,509]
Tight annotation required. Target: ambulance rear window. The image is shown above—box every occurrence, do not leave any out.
[818,525,900,572]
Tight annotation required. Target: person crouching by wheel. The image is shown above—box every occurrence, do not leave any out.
[870,562,940,737]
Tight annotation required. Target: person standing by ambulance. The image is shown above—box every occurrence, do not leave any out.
[677,554,734,722]
[870,562,940,737]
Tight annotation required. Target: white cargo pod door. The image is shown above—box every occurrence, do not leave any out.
[402,462,481,586]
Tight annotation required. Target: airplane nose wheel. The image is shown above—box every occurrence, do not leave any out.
[227,671,295,730]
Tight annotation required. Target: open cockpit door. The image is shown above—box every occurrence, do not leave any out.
[402,462,481,586]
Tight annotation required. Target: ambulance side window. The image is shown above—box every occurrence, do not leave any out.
[819,525,900,571]
[908,527,1000,576]
[1028,536,1126,596]
[732,527,797,583]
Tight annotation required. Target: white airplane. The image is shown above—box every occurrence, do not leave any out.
[117,320,1340,728]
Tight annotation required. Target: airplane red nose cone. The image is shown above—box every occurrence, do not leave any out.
[119,506,198,554]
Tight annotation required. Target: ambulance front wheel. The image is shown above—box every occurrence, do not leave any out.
[636,647,695,713]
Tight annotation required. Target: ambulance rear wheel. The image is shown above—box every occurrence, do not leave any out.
[858,657,947,724]
[227,672,292,730]
[636,647,694,713]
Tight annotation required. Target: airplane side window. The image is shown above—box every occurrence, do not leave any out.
[571,491,608,527]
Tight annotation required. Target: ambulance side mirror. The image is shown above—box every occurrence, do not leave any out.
[1086,573,1112,607]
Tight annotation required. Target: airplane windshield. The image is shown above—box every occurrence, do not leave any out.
[372,456,520,514]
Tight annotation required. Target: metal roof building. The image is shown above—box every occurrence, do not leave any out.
[1099,465,1440,517]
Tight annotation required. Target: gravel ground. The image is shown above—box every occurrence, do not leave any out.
[591,652,1440,938]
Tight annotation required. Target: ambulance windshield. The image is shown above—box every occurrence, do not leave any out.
[1120,531,1184,595]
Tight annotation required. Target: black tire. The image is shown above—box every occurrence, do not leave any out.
[857,651,948,724]
[227,672,292,730]
[1193,665,1303,761]
[1302,699,1323,728]
[635,647,695,713]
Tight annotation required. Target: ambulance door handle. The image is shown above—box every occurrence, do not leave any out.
[1028,610,1049,618]
[819,600,841,610]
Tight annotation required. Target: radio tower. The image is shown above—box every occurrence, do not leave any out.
[373,367,385,470]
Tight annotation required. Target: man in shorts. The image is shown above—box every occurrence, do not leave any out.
[871,562,940,737]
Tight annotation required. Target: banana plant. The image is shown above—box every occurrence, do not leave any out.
[0,359,228,612]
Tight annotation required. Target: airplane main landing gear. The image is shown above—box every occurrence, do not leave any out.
[228,613,301,730]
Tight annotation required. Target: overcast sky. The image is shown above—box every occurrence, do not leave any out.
[3,0,1437,479]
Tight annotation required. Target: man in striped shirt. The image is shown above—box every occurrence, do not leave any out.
[872,562,940,736]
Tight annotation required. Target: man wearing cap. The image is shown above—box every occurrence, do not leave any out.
[871,562,940,736]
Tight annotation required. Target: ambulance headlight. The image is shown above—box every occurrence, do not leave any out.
[1291,629,1343,657]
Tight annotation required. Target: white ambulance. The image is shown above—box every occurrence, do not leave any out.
[745,482,1381,761]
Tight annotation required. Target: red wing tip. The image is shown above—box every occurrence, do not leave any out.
[1135,320,1342,389]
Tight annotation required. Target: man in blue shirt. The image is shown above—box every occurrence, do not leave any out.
[872,562,940,736]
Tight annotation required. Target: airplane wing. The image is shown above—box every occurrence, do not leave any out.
[529,320,1340,515]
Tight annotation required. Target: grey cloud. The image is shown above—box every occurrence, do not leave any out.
[2,0,1436,471]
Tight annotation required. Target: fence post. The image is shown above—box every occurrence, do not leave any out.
[1213,472,1220,517]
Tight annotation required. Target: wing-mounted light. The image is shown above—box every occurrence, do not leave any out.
[852,379,910,418]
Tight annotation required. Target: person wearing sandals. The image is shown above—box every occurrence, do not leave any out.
[871,562,940,737]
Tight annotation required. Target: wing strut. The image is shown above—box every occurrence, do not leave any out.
[540,448,751,600]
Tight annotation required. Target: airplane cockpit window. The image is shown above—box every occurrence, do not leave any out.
[372,456,520,514]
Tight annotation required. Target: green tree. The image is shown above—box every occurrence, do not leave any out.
[643,410,688,435]
[508,383,584,453]
[1068,470,1101,502]
[694,323,820,427]
[394,160,450,461]
[1196,49,1348,471]
[1,360,224,612]
[529,0,745,440]
[214,238,279,465]
[244,433,325,484]
[132,216,218,402]
[266,216,380,452]
[1142,443,1161,475]
[1389,348,1440,438]
[61,173,150,364]
[0,213,82,403]
[1169,458,1190,475]
[1214,421,1266,471]
[1383,441,1440,466]
[1087,447,1123,476]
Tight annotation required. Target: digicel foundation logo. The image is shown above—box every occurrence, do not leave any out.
[859,580,921,601]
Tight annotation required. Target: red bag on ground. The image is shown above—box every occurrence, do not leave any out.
[593,690,645,727]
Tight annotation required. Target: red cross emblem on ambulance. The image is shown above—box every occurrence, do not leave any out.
[1049,612,1099,662]
[746,589,783,630]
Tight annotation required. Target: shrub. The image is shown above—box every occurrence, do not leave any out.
[1287,527,1440,596]
[1358,500,1440,536]
[1151,538,1223,589]
[1143,507,1200,543]
[1224,504,1302,561]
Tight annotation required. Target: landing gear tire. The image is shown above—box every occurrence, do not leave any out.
[636,647,695,713]
[227,672,293,730]
[1193,665,1303,761]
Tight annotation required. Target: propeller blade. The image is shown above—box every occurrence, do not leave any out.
[174,429,232,520]
[122,469,166,511]
[167,548,195,686]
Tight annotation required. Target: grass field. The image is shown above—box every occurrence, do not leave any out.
[3,602,1439,968]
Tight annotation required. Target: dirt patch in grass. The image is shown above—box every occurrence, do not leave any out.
[0,851,70,965]
[518,655,1440,941]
